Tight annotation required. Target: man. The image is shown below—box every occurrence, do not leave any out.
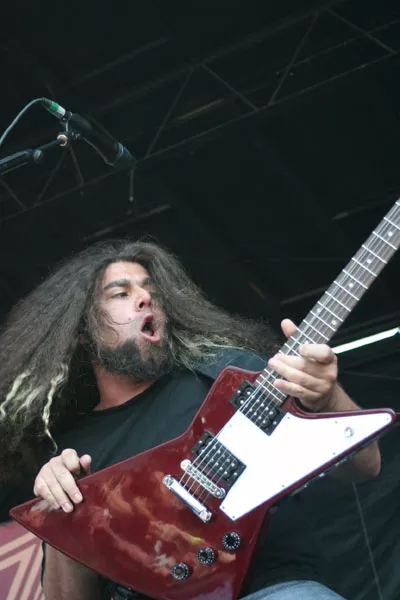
[0,240,380,599]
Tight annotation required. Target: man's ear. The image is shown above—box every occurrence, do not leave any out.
[79,334,87,345]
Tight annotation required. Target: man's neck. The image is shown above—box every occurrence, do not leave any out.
[92,363,154,410]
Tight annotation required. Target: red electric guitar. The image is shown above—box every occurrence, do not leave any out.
[11,200,400,600]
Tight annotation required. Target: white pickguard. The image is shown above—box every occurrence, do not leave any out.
[218,410,393,521]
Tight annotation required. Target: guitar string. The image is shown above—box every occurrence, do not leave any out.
[179,206,400,502]
[183,257,395,504]
[239,212,399,428]
[181,210,400,502]
[246,207,400,424]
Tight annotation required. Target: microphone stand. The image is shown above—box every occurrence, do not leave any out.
[0,131,78,176]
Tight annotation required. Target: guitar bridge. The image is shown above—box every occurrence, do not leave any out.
[162,475,212,523]
[180,459,226,499]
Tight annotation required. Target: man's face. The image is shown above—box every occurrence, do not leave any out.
[99,261,165,349]
[92,261,171,381]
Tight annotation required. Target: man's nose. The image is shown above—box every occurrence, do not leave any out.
[135,287,151,311]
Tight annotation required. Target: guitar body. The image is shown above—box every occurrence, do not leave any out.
[10,366,396,600]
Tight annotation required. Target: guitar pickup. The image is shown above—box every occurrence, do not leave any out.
[191,432,245,485]
[230,380,255,409]
[231,381,284,435]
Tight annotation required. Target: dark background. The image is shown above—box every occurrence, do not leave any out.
[0,1,399,599]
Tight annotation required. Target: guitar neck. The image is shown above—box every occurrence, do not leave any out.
[255,199,400,400]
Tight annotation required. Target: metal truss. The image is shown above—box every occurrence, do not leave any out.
[0,2,399,224]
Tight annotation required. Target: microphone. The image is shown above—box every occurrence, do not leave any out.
[41,99,135,171]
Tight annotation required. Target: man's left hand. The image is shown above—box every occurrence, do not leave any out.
[268,318,338,412]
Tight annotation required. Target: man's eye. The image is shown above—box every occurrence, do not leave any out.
[113,292,128,298]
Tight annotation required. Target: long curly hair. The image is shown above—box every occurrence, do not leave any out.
[0,239,278,481]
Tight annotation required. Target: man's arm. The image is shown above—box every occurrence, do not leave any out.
[34,452,105,598]
[43,545,104,600]
[319,383,381,481]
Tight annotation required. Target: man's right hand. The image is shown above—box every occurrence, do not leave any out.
[33,449,91,513]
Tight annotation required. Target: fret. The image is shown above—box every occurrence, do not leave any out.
[297,330,318,344]
[351,257,377,277]
[310,310,336,331]
[285,345,301,357]
[342,269,368,288]
[280,340,301,356]
[372,230,396,250]
[361,244,388,264]
[325,291,351,311]
[251,199,400,421]
[377,216,400,237]
[255,378,286,404]
[383,216,400,231]
[333,281,360,302]
[316,301,344,322]
[302,319,329,340]
[364,235,395,263]
[258,383,284,404]
[338,275,364,295]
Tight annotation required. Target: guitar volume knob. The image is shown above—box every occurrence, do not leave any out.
[171,562,190,580]
[222,532,241,551]
[197,547,216,565]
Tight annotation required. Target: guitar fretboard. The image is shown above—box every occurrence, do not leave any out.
[249,199,400,411]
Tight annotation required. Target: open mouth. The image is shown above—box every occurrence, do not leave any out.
[140,314,161,343]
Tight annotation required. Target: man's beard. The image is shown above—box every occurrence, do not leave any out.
[93,337,174,382]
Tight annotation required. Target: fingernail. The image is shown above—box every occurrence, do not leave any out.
[62,502,73,512]
[73,493,82,502]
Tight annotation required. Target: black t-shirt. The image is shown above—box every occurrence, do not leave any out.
[51,350,324,597]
